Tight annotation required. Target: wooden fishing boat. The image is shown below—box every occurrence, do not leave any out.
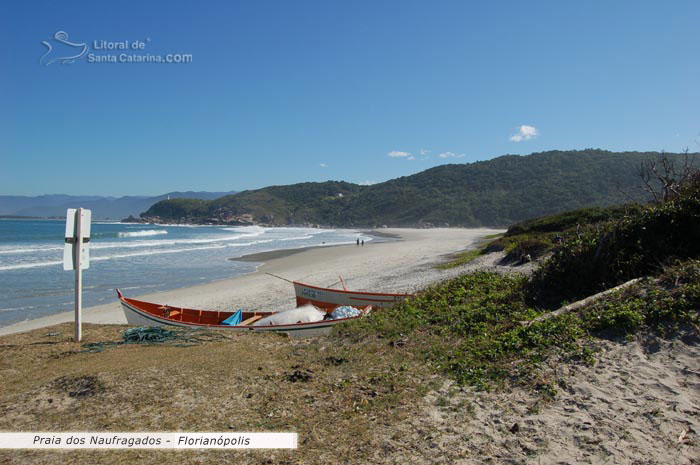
[116,289,368,337]
[293,280,412,311]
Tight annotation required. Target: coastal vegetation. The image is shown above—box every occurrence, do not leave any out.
[437,204,644,268]
[529,171,700,307]
[485,204,644,263]
[337,262,699,393]
[142,149,698,227]
[338,169,700,393]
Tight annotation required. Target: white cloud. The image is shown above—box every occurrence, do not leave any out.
[407,156,415,160]
[319,163,328,168]
[359,180,377,186]
[388,150,411,158]
[420,148,431,155]
[510,125,539,142]
[438,151,465,159]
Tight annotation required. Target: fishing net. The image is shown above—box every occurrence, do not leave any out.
[123,326,176,343]
[81,326,235,353]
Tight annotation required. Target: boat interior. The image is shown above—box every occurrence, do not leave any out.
[122,296,273,326]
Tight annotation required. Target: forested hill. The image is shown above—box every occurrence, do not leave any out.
[141,150,697,227]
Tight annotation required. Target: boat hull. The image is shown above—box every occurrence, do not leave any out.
[117,290,365,338]
[119,299,245,329]
[250,319,345,337]
[293,281,411,311]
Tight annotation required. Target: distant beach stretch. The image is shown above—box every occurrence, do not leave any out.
[0,227,502,336]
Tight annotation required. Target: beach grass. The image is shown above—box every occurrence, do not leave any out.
[0,322,432,464]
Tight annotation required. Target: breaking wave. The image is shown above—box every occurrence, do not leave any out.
[117,230,168,238]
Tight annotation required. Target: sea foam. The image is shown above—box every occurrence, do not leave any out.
[117,230,168,238]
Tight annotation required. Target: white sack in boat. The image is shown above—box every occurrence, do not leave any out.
[253,305,325,326]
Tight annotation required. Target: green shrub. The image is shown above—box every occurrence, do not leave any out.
[505,205,644,237]
[582,299,645,334]
[528,179,700,307]
[507,237,552,261]
[482,204,646,264]
[483,239,505,253]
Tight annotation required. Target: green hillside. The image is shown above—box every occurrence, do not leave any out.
[142,149,697,227]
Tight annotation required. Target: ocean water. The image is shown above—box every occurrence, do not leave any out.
[0,219,371,327]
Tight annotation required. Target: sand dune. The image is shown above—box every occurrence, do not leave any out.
[376,334,700,464]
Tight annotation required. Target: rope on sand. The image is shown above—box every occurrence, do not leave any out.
[265,272,295,284]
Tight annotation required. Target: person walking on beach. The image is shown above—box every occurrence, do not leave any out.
[361,239,364,247]
[356,238,360,246]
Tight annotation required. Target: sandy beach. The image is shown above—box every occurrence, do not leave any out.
[0,228,502,336]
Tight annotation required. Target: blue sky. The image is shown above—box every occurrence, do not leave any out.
[2,1,699,196]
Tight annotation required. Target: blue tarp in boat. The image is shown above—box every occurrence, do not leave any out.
[330,306,362,320]
[220,309,243,325]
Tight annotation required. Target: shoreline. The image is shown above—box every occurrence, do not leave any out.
[233,245,339,263]
[0,228,502,336]
[232,230,398,262]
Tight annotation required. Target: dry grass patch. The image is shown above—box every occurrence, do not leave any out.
[0,322,431,464]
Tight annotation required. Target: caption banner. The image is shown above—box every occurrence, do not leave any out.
[0,432,297,449]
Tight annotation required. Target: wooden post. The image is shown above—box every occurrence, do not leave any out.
[74,208,83,342]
